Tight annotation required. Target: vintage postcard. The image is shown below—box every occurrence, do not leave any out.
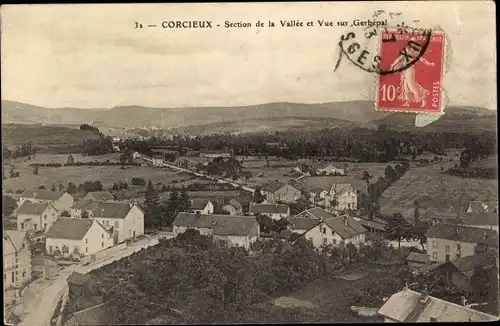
[1,1,498,325]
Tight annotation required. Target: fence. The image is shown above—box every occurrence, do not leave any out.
[80,243,127,266]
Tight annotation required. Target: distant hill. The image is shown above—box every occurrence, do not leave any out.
[1,100,495,132]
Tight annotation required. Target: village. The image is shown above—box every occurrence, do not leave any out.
[3,136,499,325]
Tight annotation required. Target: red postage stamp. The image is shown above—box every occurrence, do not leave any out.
[375,30,446,113]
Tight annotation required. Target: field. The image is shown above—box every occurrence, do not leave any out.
[379,160,498,220]
[2,123,101,148]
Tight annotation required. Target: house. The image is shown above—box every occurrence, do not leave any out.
[405,252,430,269]
[329,183,357,211]
[172,213,259,250]
[152,158,163,167]
[70,199,99,218]
[316,164,345,176]
[67,272,98,297]
[222,199,243,216]
[352,216,387,235]
[466,201,498,214]
[199,150,233,158]
[297,214,367,248]
[85,202,145,244]
[249,203,290,220]
[190,199,214,215]
[432,251,497,291]
[287,218,323,234]
[377,288,498,322]
[45,218,114,256]
[307,186,330,207]
[82,191,115,202]
[261,181,302,203]
[19,189,74,212]
[16,202,59,233]
[294,207,337,220]
[426,223,498,263]
[454,201,499,232]
[3,231,31,290]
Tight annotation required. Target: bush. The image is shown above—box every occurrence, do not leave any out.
[131,178,146,186]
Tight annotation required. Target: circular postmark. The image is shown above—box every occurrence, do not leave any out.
[335,20,433,75]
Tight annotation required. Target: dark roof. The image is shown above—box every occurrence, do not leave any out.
[249,204,289,214]
[354,217,387,231]
[45,218,95,240]
[406,252,430,263]
[72,199,97,210]
[377,289,498,322]
[173,212,256,237]
[92,202,133,219]
[466,201,499,214]
[449,251,497,273]
[287,217,321,231]
[212,217,257,236]
[16,202,51,215]
[228,199,242,210]
[288,170,305,179]
[322,215,366,239]
[425,223,498,247]
[457,211,498,228]
[191,199,211,210]
[262,181,286,193]
[85,191,114,201]
[67,272,93,285]
[21,189,65,201]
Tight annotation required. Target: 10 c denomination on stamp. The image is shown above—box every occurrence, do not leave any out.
[376,30,446,113]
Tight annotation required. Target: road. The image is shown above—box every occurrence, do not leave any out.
[17,235,162,326]
[141,156,256,193]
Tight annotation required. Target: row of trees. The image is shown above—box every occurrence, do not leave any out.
[66,181,103,194]
[116,128,496,163]
[2,143,36,160]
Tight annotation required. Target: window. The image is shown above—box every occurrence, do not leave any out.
[445,245,450,253]
[22,271,26,278]
[331,230,335,235]
[44,215,47,220]
[322,227,326,234]
[323,238,328,245]
[85,238,88,244]
[101,242,104,248]
[22,243,25,250]
[456,254,461,259]
[101,234,104,239]
[49,246,53,253]
[85,247,88,253]
[332,239,337,245]
[432,252,437,260]
[457,244,461,251]
[114,221,119,228]
[432,240,437,248]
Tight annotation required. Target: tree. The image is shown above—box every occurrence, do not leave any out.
[67,154,75,165]
[179,188,190,212]
[2,195,17,217]
[33,165,39,175]
[361,171,372,193]
[413,199,420,224]
[67,182,78,194]
[38,185,46,189]
[253,187,263,203]
[470,266,492,303]
[120,148,133,169]
[81,211,89,219]
[61,210,71,217]
[386,213,409,249]
[384,165,397,183]
[144,181,162,228]
[51,184,57,191]
[165,189,180,225]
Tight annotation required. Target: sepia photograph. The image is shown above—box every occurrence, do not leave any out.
[1,1,498,325]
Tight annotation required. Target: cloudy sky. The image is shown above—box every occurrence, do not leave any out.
[1,2,496,109]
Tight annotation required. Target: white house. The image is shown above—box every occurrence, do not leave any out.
[85,202,145,244]
[3,231,31,291]
[173,213,259,250]
[249,203,290,220]
[190,199,214,215]
[261,181,302,204]
[82,191,115,202]
[329,184,357,211]
[299,215,366,248]
[45,218,113,256]
[19,189,74,212]
[16,202,59,233]
[316,164,345,176]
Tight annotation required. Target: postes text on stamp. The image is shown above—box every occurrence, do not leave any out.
[375,30,445,113]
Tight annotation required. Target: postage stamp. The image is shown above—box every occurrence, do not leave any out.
[375,30,446,113]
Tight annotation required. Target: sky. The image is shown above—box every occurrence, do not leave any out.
[1,2,497,110]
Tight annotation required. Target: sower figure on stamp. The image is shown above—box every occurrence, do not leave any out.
[390,39,435,108]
